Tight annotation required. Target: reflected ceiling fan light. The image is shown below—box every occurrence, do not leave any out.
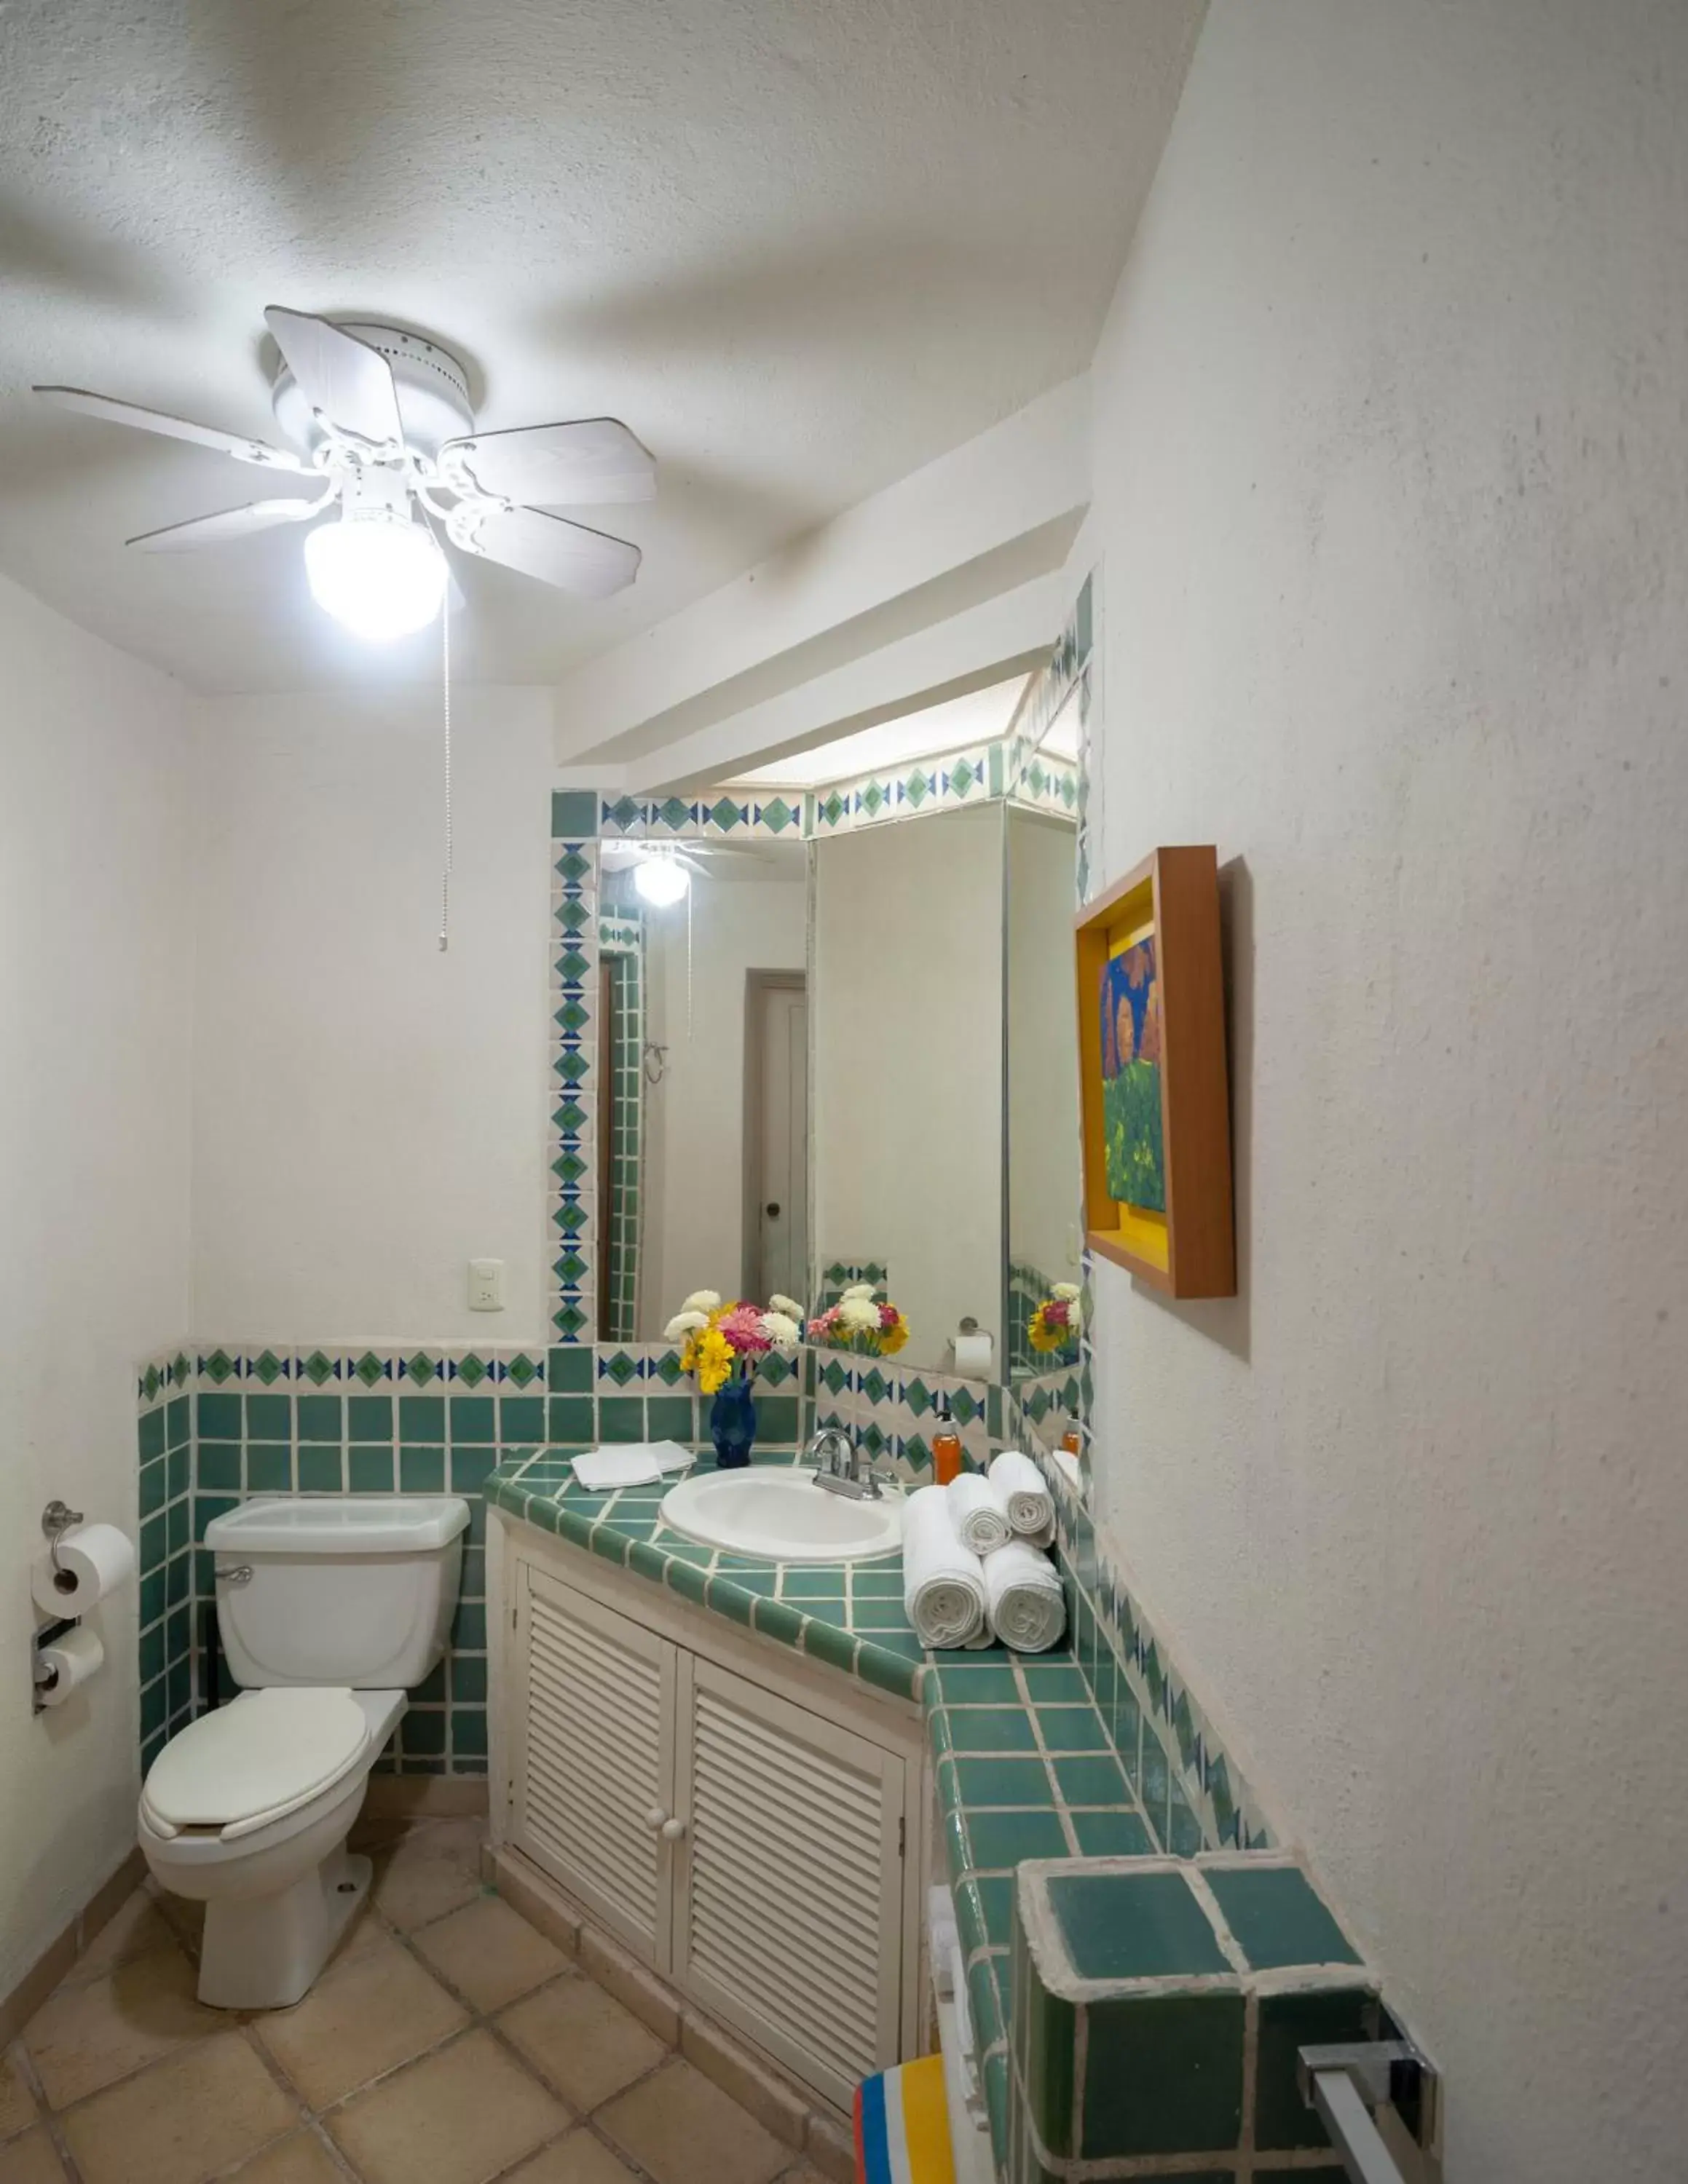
[304,507,447,641]
[634,852,690,906]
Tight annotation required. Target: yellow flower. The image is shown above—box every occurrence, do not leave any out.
[877,1312,909,1357]
[690,1326,734,1396]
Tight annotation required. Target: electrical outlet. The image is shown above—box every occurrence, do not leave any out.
[468,1258,505,1312]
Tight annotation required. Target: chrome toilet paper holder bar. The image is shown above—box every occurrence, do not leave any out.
[34,1503,88,1715]
[42,1498,85,1575]
[1298,2036,1440,2183]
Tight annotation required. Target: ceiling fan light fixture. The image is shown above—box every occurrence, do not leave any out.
[634,851,690,907]
[304,507,447,642]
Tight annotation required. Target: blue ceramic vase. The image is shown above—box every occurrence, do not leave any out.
[709,1373,757,1468]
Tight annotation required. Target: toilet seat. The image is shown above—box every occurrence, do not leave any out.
[141,1687,370,1843]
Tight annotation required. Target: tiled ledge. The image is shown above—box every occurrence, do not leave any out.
[1007,1855,1373,2183]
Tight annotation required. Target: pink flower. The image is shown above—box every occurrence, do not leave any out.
[1044,1299,1071,1329]
[717,1304,772,1355]
[807,1307,842,1340]
[878,1302,899,1332]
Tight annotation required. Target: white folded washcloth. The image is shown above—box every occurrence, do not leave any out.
[569,1441,696,1491]
[946,1471,1013,1556]
[990,1450,1055,1545]
[902,1485,990,1650]
[982,1538,1067,1653]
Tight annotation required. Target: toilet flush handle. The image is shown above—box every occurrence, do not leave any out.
[218,1564,254,1587]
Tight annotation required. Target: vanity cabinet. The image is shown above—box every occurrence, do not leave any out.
[505,1553,919,2111]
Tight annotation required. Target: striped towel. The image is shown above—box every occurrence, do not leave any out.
[854,2055,955,2184]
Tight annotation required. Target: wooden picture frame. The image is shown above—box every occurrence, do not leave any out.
[1074,846,1235,1297]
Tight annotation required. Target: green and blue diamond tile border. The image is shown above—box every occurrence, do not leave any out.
[810,1356,1002,1476]
[550,826,599,1344]
[598,792,805,840]
[1003,1853,1370,2182]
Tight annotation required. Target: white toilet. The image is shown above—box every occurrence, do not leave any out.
[138,1493,471,2009]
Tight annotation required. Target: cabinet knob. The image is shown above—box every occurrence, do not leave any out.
[645,1805,667,1832]
[660,1816,687,1843]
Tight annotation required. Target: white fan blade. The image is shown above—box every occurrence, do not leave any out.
[33,386,307,472]
[450,504,640,598]
[127,496,331,551]
[264,306,404,450]
[439,419,655,506]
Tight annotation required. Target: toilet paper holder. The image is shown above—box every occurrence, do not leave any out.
[33,1503,87,1715]
[42,1499,86,1578]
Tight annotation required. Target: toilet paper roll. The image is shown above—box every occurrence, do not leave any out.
[35,1626,104,1707]
[950,1330,994,1377]
[31,1523,135,1619]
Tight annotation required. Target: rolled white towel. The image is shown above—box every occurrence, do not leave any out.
[983,1538,1067,1653]
[902,1486,990,1650]
[990,1449,1055,1545]
[946,1471,1013,1556]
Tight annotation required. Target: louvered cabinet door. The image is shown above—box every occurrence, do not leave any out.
[511,1564,678,1967]
[671,1655,908,2110]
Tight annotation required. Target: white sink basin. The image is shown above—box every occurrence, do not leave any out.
[661,1466,904,1564]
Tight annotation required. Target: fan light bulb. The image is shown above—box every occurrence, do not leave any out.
[634,854,690,907]
[304,510,447,642]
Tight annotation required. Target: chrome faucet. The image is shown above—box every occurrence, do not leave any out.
[805,1426,883,1500]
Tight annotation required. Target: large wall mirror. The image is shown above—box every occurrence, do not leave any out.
[594,665,1084,1403]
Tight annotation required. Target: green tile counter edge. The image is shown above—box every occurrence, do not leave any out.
[1007,1854,1376,2180]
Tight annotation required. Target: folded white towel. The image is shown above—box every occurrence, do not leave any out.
[569,1441,695,1491]
[990,1449,1055,1545]
[902,1486,990,1650]
[983,1538,1067,1653]
[946,1471,1013,1556]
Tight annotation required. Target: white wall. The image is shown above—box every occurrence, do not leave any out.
[0,574,192,1993]
[191,688,554,1342]
[641,869,808,1329]
[1084,6,1688,2176]
[813,807,1003,1371]
[1006,807,1081,1291]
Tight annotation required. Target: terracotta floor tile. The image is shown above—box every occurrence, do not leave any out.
[0,2052,37,2142]
[500,2128,644,2184]
[596,2059,788,2184]
[326,2028,567,2184]
[414,1896,569,2014]
[498,1971,667,2113]
[252,1924,468,2109]
[61,1891,180,1987]
[23,1940,223,2108]
[60,2031,298,2184]
[226,2126,350,2182]
[146,1881,206,1956]
[369,1829,485,1931]
[0,2129,66,2184]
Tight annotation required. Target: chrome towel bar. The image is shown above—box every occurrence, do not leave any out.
[1298,2039,1440,2184]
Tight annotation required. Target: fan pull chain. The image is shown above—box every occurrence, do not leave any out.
[438,589,452,953]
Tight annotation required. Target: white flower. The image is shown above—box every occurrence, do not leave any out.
[768,1293,805,1321]
[837,1293,880,1332]
[1052,1282,1081,1302]
[679,1289,721,1315]
[762,1310,801,1350]
[664,1310,709,1341]
[840,1281,877,1300]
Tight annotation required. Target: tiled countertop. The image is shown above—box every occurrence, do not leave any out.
[486,1447,1372,2180]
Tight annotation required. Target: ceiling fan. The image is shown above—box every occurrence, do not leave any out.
[599,838,778,906]
[34,308,654,641]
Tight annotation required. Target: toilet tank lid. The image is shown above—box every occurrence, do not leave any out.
[204,1495,471,1555]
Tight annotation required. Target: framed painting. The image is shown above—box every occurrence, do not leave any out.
[1074,846,1235,1297]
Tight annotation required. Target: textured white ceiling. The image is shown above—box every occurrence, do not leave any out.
[0,0,1201,692]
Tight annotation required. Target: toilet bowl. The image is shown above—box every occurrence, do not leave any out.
[138,1493,469,2009]
[139,1685,404,2009]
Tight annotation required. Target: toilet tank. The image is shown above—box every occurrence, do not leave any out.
[203,1496,472,1690]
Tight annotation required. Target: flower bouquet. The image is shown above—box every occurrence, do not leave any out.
[1028,1281,1083,1358]
[663,1291,803,1468]
[806,1282,910,1358]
